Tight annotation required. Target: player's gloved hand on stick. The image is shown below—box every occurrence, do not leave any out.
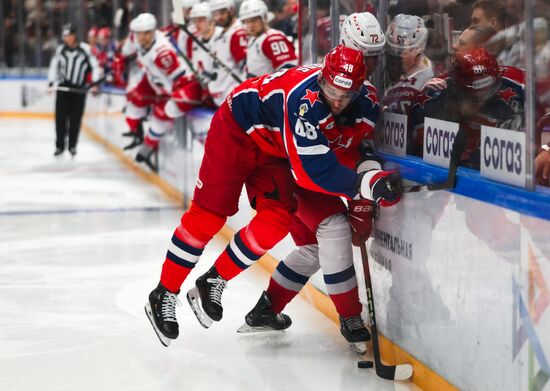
[357,160,402,207]
[347,199,375,246]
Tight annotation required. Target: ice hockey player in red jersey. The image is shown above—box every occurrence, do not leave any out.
[239,13,392,354]
[123,13,201,170]
[144,44,402,347]
[238,0,297,78]
[411,46,525,167]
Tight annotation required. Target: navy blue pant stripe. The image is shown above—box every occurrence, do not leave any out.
[323,265,355,285]
[234,231,261,261]
[166,250,196,269]
[171,234,203,256]
[276,261,309,285]
[226,245,249,270]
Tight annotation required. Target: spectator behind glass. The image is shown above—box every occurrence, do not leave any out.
[411,47,525,169]
[269,0,297,39]
[443,0,477,31]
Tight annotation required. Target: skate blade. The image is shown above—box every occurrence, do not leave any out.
[144,303,171,347]
[349,341,367,355]
[186,287,213,329]
[236,322,286,333]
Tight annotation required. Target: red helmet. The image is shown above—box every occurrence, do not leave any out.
[320,44,366,91]
[451,47,500,93]
[88,27,98,38]
[98,27,111,39]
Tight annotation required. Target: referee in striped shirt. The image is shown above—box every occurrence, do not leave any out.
[48,23,101,156]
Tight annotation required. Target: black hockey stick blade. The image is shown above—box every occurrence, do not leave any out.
[401,127,467,193]
[358,241,413,381]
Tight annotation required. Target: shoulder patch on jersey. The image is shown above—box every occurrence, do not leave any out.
[302,89,321,107]
[416,90,433,106]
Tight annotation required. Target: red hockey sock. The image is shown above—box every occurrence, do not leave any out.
[266,278,300,314]
[160,203,226,293]
[329,286,363,318]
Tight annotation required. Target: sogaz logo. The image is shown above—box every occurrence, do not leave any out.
[333,75,353,89]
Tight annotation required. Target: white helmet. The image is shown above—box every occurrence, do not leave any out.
[209,0,235,12]
[340,12,385,57]
[239,0,268,21]
[386,14,428,55]
[181,0,200,9]
[190,2,213,19]
[130,13,157,32]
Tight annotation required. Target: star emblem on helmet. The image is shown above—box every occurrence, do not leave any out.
[302,89,322,107]
[499,87,518,104]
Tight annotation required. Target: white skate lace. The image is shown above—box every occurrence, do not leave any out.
[345,316,366,331]
[207,276,227,306]
[161,292,181,322]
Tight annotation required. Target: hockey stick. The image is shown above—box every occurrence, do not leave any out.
[400,127,467,193]
[178,22,244,84]
[357,240,413,381]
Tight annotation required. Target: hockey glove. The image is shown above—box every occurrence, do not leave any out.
[357,161,402,207]
[347,199,375,246]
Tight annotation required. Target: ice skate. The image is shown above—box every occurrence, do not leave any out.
[237,291,292,333]
[53,147,64,156]
[123,132,144,150]
[144,283,181,347]
[187,267,227,329]
[340,315,371,355]
[135,144,158,172]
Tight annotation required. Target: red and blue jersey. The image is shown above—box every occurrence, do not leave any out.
[228,64,379,199]
[411,66,525,168]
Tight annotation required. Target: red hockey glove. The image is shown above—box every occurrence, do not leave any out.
[358,166,402,207]
[347,199,375,246]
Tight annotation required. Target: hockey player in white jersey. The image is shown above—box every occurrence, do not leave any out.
[383,14,433,115]
[382,14,434,155]
[207,0,248,106]
[124,13,200,170]
[339,11,385,79]
[239,0,297,78]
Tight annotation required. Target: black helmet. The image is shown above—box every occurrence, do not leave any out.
[62,23,77,36]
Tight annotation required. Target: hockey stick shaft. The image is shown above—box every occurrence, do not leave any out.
[178,23,244,84]
[358,241,413,381]
[401,127,467,193]
[51,86,200,105]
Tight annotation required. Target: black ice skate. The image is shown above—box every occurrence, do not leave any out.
[135,144,158,172]
[237,291,292,333]
[144,283,181,347]
[122,122,144,150]
[340,315,371,355]
[187,267,227,329]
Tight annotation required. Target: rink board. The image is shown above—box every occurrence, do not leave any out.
[3,79,550,391]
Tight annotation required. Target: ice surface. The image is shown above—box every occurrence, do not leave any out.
[0,118,420,391]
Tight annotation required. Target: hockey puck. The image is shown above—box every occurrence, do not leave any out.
[357,360,374,369]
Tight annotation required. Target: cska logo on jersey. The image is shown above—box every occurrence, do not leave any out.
[302,89,322,107]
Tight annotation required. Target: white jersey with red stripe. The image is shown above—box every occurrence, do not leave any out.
[208,19,248,106]
[383,57,434,116]
[245,29,298,78]
[121,32,140,58]
[183,27,223,89]
[229,65,380,199]
[137,30,190,95]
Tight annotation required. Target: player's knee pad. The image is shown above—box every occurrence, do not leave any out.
[244,206,293,253]
[164,100,184,119]
[316,214,354,274]
[283,244,321,277]
[148,114,173,142]
[125,102,148,122]
[180,202,226,244]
